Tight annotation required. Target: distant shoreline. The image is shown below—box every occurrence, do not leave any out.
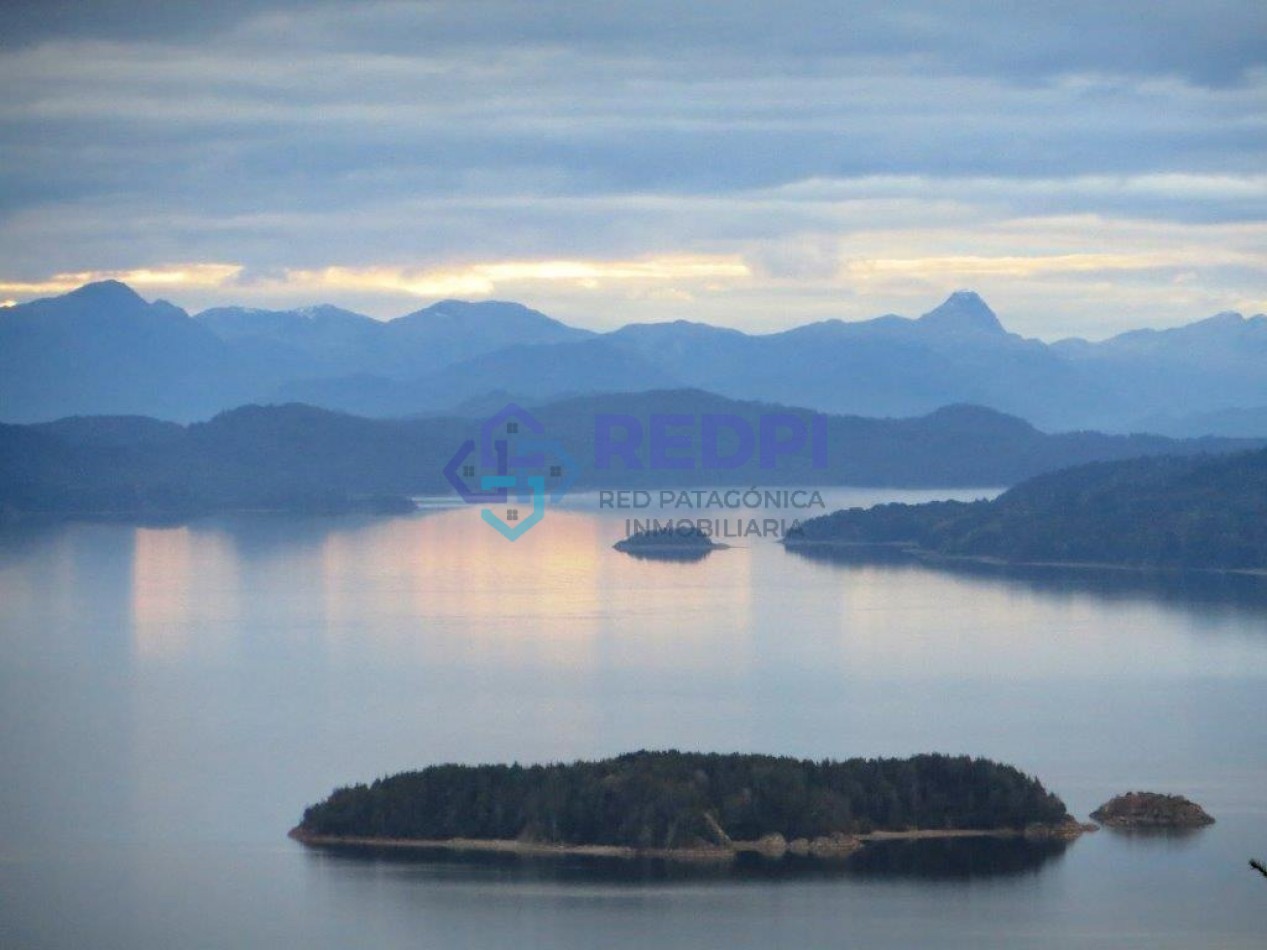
[289,821,1092,862]
[782,539,1267,578]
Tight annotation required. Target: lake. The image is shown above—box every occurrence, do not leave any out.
[1,488,1265,948]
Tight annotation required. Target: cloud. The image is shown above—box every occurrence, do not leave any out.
[264,255,751,300]
[0,1,1263,337]
[23,1,1248,86]
[843,251,1255,282]
[0,264,243,296]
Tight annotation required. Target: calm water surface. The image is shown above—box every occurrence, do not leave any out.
[1,488,1265,948]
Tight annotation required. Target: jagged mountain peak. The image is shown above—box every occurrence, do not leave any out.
[294,304,373,321]
[404,298,558,324]
[13,279,189,324]
[918,290,1005,335]
[63,279,146,307]
[1190,310,1249,330]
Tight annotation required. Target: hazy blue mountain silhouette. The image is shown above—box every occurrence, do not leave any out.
[196,298,593,379]
[0,281,257,421]
[1132,404,1267,438]
[2,281,1264,431]
[276,338,678,417]
[603,291,1073,422]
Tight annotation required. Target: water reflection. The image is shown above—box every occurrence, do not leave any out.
[299,834,1069,885]
[844,836,1069,881]
[614,547,715,563]
[131,526,244,659]
[1095,825,1211,844]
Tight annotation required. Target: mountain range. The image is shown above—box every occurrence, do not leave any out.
[1,280,1264,433]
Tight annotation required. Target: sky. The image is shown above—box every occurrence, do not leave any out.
[0,0,1264,339]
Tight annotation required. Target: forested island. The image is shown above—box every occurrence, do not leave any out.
[291,751,1084,860]
[784,448,1267,571]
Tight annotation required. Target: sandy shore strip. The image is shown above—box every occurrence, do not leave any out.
[289,821,1092,862]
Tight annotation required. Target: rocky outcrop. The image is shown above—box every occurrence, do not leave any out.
[732,831,862,858]
[1090,792,1214,828]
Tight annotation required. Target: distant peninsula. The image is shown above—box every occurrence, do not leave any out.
[290,751,1088,861]
[1090,792,1214,829]
[785,448,1267,572]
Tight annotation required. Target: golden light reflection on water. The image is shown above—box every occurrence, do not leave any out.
[316,508,604,670]
[130,526,240,659]
[314,507,755,676]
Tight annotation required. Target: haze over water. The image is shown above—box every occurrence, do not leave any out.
[2,488,1265,948]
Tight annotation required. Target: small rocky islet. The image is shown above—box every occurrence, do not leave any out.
[1090,792,1214,829]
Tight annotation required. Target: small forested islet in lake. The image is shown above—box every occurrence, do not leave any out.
[292,750,1086,858]
[613,525,725,561]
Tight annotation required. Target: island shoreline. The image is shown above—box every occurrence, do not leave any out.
[289,821,1092,863]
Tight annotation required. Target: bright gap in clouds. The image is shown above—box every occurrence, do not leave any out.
[1,236,1264,341]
